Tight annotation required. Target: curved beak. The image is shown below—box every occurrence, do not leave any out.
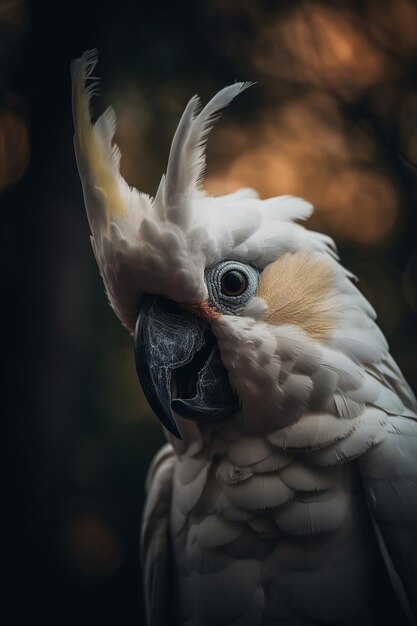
[134,296,239,439]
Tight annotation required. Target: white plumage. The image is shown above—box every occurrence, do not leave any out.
[71,51,334,333]
[72,51,417,626]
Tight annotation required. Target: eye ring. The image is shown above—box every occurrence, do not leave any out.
[205,260,260,316]
[220,270,248,297]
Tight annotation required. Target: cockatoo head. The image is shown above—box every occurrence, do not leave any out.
[72,51,379,444]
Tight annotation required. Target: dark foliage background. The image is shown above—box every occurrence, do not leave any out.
[2,0,417,624]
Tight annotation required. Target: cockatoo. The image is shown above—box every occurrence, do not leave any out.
[71,51,417,626]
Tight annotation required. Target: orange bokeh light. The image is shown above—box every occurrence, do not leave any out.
[0,108,30,190]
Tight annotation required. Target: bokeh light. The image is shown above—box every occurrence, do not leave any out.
[61,513,123,581]
[0,107,29,190]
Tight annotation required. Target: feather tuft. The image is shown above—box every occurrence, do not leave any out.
[164,82,254,226]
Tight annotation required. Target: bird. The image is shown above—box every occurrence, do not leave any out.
[71,50,417,626]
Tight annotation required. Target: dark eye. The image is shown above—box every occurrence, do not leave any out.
[205,260,259,315]
[221,270,248,297]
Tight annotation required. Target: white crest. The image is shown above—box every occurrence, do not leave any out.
[71,50,334,333]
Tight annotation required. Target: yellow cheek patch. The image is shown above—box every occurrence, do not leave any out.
[256,252,338,340]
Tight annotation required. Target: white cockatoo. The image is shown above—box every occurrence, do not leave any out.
[71,51,417,626]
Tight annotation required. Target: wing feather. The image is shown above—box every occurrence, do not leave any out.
[359,416,417,623]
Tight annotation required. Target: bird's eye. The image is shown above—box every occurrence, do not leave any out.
[204,260,259,316]
[221,270,248,297]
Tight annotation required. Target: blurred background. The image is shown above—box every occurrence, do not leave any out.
[2,0,417,624]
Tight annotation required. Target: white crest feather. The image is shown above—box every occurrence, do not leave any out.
[163,82,253,226]
[72,51,333,333]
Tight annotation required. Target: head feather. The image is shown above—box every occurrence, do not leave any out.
[71,51,332,334]
[162,82,254,227]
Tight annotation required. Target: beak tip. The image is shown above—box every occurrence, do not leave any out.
[164,410,183,440]
[169,424,183,440]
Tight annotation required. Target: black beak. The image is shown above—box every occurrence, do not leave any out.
[134,296,239,439]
